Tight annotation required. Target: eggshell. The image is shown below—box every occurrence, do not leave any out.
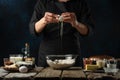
[19,66,28,73]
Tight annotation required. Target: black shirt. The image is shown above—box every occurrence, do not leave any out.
[29,0,94,66]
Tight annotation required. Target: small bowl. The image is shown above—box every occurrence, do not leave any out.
[104,67,119,75]
[46,54,78,69]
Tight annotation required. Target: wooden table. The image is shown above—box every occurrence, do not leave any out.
[84,70,120,80]
[0,67,120,80]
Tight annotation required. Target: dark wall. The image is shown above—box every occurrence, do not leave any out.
[0,0,39,65]
[81,0,120,57]
[0,0,120,66]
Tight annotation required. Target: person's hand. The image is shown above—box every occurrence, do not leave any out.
[43,12,59,24]
[61,12,78,27]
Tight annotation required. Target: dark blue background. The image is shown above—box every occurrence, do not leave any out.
[0,0,120,66]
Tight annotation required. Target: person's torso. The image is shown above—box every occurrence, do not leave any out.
[39,0,82,54]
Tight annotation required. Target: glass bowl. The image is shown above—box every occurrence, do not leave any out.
[103,67,119,75]
[46,54,78,69]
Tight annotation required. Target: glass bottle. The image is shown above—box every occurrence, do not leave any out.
[22,43,30,59]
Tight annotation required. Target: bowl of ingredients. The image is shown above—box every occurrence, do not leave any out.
[46,54,78,69]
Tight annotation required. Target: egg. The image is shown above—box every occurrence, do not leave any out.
[19,66,28,73]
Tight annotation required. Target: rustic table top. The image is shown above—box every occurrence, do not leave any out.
[0,67,120,80]
[85,70,120,80]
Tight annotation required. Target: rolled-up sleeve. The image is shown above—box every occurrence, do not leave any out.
[78,0,95,37]
[29,0,44,36]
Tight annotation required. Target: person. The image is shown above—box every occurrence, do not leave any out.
[29,0,94,67]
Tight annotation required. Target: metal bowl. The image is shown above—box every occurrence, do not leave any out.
[46,54,78,69]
